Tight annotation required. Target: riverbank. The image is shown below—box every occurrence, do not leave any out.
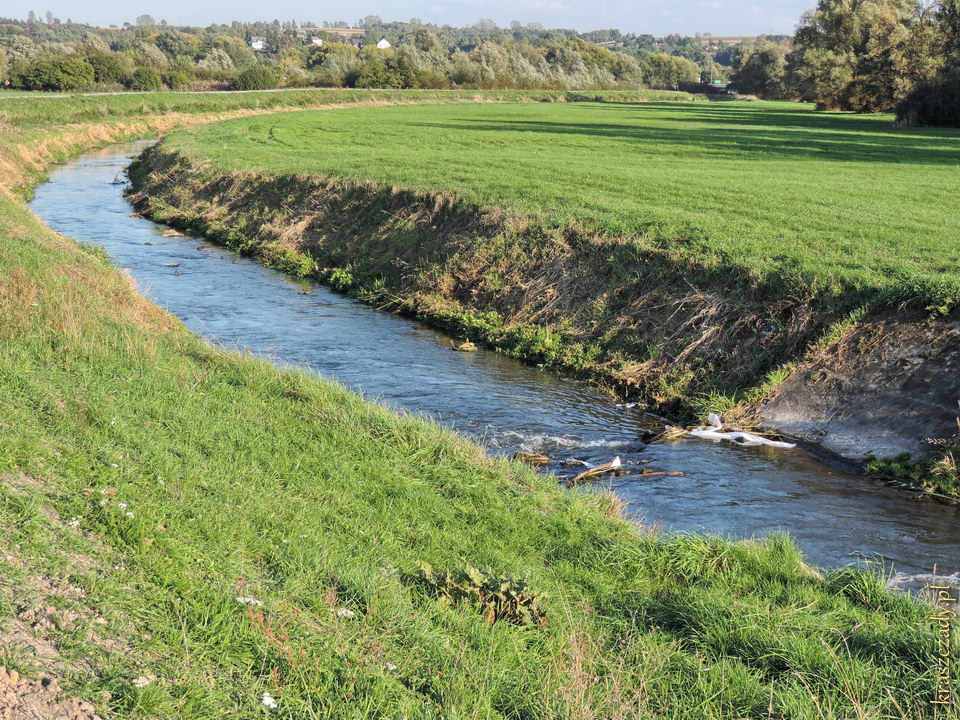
[0,91,955,718]
[128,102,960,493]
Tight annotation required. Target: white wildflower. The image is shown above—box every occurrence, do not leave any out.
[125,511,135,518]
[261,691,278,709]
[385,663,397,671]
[235,596,263,607]
[118,502,128,510]
[335,608,355,618]
[132,676,151,688]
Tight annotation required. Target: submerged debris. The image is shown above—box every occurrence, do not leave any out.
[453,341,478,352]
[513,451,550,466]
[567,456,623,485]
[685,414,796,449]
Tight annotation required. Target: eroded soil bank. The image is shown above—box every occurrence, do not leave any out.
[129,145,960,477]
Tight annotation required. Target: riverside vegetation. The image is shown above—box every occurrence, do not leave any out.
[130,99,960,493]
[1,90,957,718]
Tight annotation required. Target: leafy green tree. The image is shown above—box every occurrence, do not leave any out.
[86,51,131,84]
[233,64,278,90]
[791,0,942,111]
[20,56,94,90]
[413,27,444,53]
[0,49,7,85]
[732,42,790,97]
[127,66,162,90]
[353,49,401,88]
[211,35,257,68]
[155,29,197,60]
[0,36,40,63]
[641,52,700,87]
[136,42,169,69]
[162,68,192,89]
[940,0,960,66]
[79,31,110,54]
[895,0,960,126]
[197,48,234,71]
[278,46,306,69]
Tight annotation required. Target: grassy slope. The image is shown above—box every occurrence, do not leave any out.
[165,101,960,303]
[0,92,955,718]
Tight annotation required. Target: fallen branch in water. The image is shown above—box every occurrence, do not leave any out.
[513,451,551,467]
[566,470,683,486]
[684,414,796,449]
[566,457,622,485]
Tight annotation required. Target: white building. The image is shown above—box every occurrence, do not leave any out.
[249,36,266,51]
[376,37,392,49]
[307,36,323,46]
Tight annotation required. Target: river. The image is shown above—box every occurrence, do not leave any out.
[28,141,960,581]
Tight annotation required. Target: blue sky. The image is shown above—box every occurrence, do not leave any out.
[4,0,808,36]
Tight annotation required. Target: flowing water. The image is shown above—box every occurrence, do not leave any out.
[28,142,960,580]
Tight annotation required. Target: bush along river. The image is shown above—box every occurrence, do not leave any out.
[29,141,960,585]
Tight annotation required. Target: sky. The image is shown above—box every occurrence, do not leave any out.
[3,0,809,37]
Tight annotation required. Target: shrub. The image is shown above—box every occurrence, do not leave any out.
[20,57,95,91]
[86,51,130,84]
[233,65,278,90]
[127,67,162,91]
[896,69,960,128]
[162,69,192,90]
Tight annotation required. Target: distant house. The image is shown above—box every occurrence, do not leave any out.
[376,37,391,49]
[306,36,323,46]
[249,36,266,51]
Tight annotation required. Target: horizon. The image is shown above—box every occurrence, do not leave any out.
[1,1,806,37]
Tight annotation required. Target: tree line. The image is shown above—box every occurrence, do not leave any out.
[730,0,959,125]
[0,16,728,94]
[1,6,957,125]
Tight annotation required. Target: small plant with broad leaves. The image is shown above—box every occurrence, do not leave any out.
[419,562,548,627]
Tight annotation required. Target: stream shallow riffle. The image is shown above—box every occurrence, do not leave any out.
[28,141,960,581]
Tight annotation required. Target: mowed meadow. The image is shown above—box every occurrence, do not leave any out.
[168,100,960,301]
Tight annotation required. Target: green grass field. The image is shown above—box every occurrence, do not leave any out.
[1,92,957,718]
[167,100,960,303]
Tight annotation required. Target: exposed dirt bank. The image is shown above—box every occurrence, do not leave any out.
[129,145,960,475]
[758,313,960,460]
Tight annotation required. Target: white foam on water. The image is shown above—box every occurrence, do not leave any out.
[887,571,960,593]
[483,430,637,454]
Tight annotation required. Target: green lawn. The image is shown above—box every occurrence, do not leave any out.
[168,100,960,301]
